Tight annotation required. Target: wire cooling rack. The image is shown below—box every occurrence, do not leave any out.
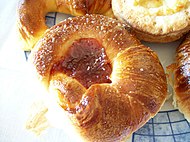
[24,13,190,142]
[133,109,190,142]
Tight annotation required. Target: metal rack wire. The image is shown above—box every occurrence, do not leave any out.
[133,109,190,142]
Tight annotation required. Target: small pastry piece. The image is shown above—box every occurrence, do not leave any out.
[173,32,190,122]
[17,0,113,51]
[112,0,190,42]
[29,14,167,141]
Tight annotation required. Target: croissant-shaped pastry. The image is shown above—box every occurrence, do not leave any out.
[17,0,113,51]
[112,0,190,42]
[173,33,190,122]
[29,14,167,142]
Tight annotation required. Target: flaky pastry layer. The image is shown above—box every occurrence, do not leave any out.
[29,14,167,141]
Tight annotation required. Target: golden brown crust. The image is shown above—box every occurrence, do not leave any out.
[174,33,190,121]
[17,0,49,51]
[112,0,190,43]
[17,0,113,51]
[29,14,167,141]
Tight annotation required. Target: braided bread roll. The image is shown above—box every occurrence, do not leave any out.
[17,0,113,51]
[29,14,167,141]
[174,33,190,122]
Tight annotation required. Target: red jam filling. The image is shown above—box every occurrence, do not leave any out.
[51,38,112,88]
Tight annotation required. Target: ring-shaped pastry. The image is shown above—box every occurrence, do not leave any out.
[29,14,167,141]
[17,0,113,51]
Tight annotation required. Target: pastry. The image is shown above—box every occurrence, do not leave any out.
[17,0,113,51]
[112,0,190,42]
[173,32,190,122]
[29,14,167,141]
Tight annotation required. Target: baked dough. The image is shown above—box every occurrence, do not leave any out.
[112,0,190,42]
[17,0,113,51]
[29,14,167,141]
[173,32,190,122]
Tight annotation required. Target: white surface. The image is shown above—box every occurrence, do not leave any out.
[0,1,186,142]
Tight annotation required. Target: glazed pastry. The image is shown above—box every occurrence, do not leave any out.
[112,0,190,42]
[29,14,167,141]
[17,0,113,51]
[173,33,190,122]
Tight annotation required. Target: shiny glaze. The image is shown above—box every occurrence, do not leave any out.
[51,38,112,88]
[173,33,190,122]
[175,35,190,99]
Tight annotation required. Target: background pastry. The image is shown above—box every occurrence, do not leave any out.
[112,0,190,42]
[173,32,190,122]
[17,0,113,51]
